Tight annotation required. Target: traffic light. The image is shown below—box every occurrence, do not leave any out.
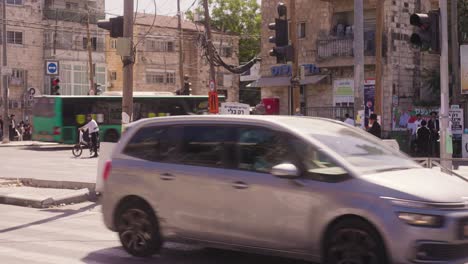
[410,10,440,54]
[97,16,124,38]
[51,78,60,95]
[268,2,293,64]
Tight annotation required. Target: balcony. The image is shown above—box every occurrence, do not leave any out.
[43,8,105,24]
[317,33,376,62]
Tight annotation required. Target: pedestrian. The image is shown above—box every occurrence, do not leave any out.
[416,120,431,157]
[0,117,3,140]
[8,114,16,141]
[367,113,381,138]
[410,114,423,154]
[79,114,99,158]
[23,122,31,141]
[344,113,355,126]
[17,121,24,141]
[428,111,440,156]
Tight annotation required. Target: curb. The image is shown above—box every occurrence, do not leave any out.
[0,188,91,208]
[0,178,96,208]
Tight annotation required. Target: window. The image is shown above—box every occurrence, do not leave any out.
[6,0,22,5]
[178,126,227,167]
[110,71,117,81]
[10,69,24,85]
[83,37,97,51]
[146,71,175,84]
[220,47,232,57]
[298,22,306,39]
[166,72,175,84]
[123,126,178,162]
[217,72,224,87]
[111,39,117,49]
[65,2,79,9]
[146,40,175,52]
[236,127,295,173]
[146,73,165,84]
[7,31,23,45]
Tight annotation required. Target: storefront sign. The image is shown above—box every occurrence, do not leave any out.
[271,64,320,77]
[449,108,464,135]
[364,79,375,127]
[461,45,468,94]
[333,79,354,106]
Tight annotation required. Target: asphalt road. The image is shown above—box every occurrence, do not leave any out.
[0,202,308,264]
[0,146,97,183]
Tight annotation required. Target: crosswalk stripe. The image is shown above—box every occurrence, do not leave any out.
[0,244,81,264]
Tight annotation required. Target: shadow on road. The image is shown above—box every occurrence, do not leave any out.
[0,203,99,234]
[81,245,308,264]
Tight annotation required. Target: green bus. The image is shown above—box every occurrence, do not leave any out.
[32,94,223,144]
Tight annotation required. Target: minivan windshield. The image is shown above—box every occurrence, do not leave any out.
[280,118,421,175]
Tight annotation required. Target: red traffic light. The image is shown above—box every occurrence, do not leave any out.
[52,78,60,86]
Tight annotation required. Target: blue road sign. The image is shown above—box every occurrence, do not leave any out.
[46,61,59,75]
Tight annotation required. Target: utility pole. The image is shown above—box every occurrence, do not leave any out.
[53,9,58,57]
[439,0,452,170]
[86,4,95,95]
[374,0,384,121]
[1,0,8,143]
[177,0,185,90]
[290,0,300,115]
[203,0,216,91]
[354,0,365,125]
[450,0,460,105]
[122,0,134,125]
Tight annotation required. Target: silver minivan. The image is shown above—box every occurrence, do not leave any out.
[102,115,468,264]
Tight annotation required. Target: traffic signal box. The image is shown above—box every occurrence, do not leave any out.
[410,10,440,54]
[268,3,293,64]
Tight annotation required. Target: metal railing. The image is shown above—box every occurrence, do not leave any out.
[304,107,354,121]
[316,33,376,61]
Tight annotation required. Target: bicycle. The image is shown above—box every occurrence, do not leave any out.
[72,129,99,157]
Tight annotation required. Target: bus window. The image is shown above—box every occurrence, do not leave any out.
[33,98,55,118]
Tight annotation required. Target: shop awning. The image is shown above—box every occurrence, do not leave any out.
[300,75,328,85]
[252,75,328,88]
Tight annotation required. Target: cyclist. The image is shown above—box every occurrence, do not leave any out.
[79,114,99,158]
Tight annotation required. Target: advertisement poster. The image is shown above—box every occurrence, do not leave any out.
[461,45,468,94]
[364,79,375,127]
[333,79,354,106]
[392,106,464,135]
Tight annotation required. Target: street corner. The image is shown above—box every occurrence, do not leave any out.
[0,185,93,208]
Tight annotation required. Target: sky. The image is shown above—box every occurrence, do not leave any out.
[105,0,261,17]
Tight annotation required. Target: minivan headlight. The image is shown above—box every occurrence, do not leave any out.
[397,212,444,227]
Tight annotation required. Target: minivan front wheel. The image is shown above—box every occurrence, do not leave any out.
[325,219,387,264]
[116,203,162,257]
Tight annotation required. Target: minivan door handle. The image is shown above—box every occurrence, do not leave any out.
[160,173,175,181]
[232,181,249,190]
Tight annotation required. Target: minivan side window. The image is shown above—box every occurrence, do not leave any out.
[236,127,296,173]
[123,126,177,162]
[178,126,227,168]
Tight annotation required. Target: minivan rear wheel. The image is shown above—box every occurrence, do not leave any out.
[325,219,387,264]
[116,202,162,257]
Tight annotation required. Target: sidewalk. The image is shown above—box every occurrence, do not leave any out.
[0,140,60,147]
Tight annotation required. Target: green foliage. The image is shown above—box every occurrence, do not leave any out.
[186,0,261,62]
[459,0,468,43]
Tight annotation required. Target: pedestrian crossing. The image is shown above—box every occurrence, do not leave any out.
[0,203,309,264]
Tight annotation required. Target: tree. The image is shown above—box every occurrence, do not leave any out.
[186,0,261,63]
[459,0,468,43]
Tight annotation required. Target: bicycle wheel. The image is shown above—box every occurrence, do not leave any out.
[72,144,83,157]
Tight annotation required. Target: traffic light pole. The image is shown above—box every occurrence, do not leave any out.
[177,0,185,92]
[122,0,134,126]
[1,0,8,143]
[439,0,452,171]
[203,0,216,93]
[353,0,365,126]
[86,4,95,96]
[290,0,300,115]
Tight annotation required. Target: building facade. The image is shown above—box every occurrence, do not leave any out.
[106,14,240,102]
[0,0,106,121]
[260,0,439,133]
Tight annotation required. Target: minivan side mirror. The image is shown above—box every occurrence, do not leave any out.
[272,163,300,179]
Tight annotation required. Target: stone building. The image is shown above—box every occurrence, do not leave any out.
[106,14,240,102]
[0,0,106,121]
[260,0,439,132]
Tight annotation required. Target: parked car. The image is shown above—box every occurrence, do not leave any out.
[101,115,468,264]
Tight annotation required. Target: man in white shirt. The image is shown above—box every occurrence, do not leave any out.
[344,113,355,126]
[80,114,99,157]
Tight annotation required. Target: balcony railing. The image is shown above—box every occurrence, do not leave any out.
[316,32,376,61]
[304,106,354,121]
[43,8,105,24]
